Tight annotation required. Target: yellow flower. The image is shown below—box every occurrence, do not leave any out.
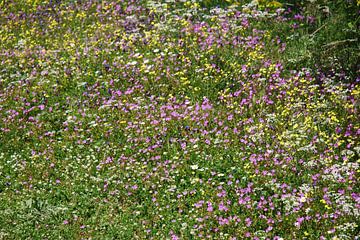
[267,1,283,8]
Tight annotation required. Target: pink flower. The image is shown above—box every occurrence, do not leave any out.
[170,230,179,240]
[245,218,252,227]
[218,217,229,225]
[194,200,204,208]
[207,202,213,212]
[218,201,228,212]
[171,234,179,240]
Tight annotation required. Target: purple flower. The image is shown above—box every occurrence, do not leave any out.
[171,233,179,240]
[219,201,228,212]
[194,200,204,208]
[207,202,213,212]
[295,217,304,228]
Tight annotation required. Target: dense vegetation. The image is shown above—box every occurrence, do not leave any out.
[0,0,359,239]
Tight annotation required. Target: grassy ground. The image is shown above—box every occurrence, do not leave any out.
[0,0,359,239]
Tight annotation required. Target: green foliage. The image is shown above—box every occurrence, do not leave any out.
[277,0,360,80]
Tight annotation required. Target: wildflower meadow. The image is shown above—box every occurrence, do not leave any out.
[0,0,359,239]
